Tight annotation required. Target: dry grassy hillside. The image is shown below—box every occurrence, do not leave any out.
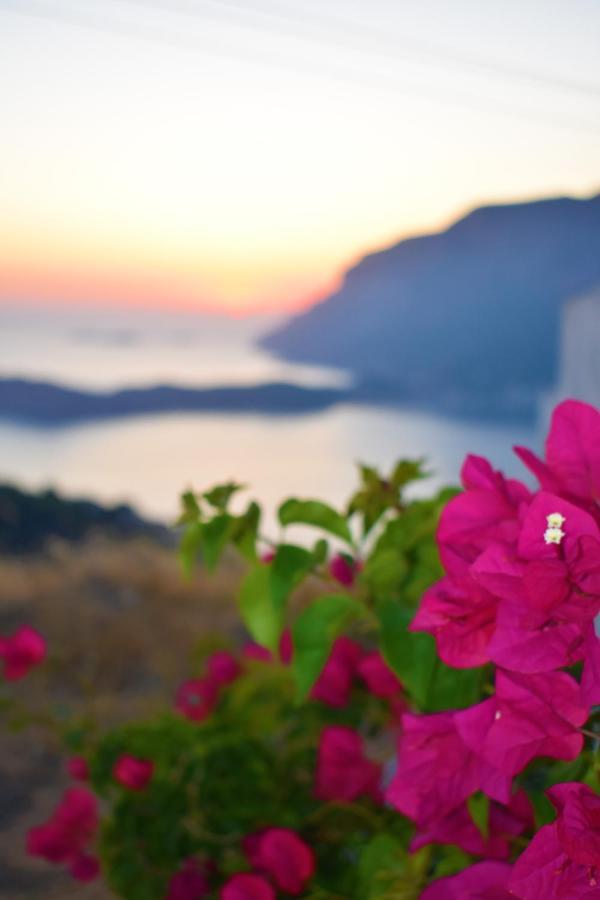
[0,534,246,898]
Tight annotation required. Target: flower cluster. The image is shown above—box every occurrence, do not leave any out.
[27,787,100,882]
[23,627,398,895]
[12,400,599,898]
[392,399,600,898]
[166,828,315,899]
[175,649,242,722]
[0,625,46,680]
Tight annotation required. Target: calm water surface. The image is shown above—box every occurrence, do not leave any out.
[0,306,539,522]
[0,406,538,524]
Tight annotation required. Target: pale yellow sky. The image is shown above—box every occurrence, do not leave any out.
[1,0,599,313]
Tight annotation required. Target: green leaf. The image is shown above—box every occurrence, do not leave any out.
[467,792,490,839]
[278,498,353,545]
[390,458,428,490]
[429,846,472,880]
[178,521,203,579]
[201,513,234,571]
[377,600,485,711]
[203,481,245,511]
[425,661,486,713]
[361,547,408,600]
[292,593,363,699]
[177,489,201,525]
[529,790,556,828]
[270,544,314,607]
[357,833,406,900]
[231,501,261,563]
[237,544,317,653]
[238,564,280,651]
[377,602,437,708]
[311,538,329,565]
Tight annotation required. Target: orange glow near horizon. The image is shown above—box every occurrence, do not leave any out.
[0,218,348,314]
[1,2,600,316]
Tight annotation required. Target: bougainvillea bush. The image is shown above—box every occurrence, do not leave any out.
[2,398,600,899]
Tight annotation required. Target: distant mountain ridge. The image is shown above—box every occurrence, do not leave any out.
[261,193,600,417]
[0,483,167,554]
[0,378,348,423]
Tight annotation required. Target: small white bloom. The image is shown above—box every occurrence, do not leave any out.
[544,527,565,545]
[546,512,566,529]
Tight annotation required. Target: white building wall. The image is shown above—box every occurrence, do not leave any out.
[541,289,600,422]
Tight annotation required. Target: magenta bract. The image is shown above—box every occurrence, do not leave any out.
[244,828,314,895]
[515,399,600,513]
[421,861,513,899]
[0,625,46,680]
[27,786,99,882]
[311,636,362,707]
[357,650,403,698]
[315,725,381,803]
[386,712,511,827]
[113,754,154,791]
[166,858,211,899]
[220,873,275,900]
[456,670,586,778]
[509,784,600,899]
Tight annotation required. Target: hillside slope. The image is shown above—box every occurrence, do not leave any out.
[262,193,600,417]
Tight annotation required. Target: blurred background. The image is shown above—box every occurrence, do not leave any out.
[2,0,600,522]
[0,1,599,895]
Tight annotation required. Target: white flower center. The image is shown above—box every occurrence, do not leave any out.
[544,512,566,545]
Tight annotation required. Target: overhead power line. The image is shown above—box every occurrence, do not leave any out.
[3,0,600,138]
[133,0,600,101]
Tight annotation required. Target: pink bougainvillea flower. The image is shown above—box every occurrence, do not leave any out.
[243,629,293,666]
[456,670,587,779]
[0,625,46,680]
[278,628,294,664]
[509,782,600,899]
[486,599,584,674]
[411,575,498,668]
[473,495,600,620]
[315,725,382,803]
[112,754,154,791]
[517,492,599,564]
[166,858,211,899]
[243,828,314,895]
[66,756,90,782]
[220,873,275,900]
[466,496,600,672]
[437,454,530,578]
[514,399,600,513]
[311,636,363,707]
[242,641,273,662]
[260,549,276,563]
[205,651,242,688]
[386,712,511,827]
[421,861,513,899]
[175,678,218,722]
[550,782,600,867]
[411,790,533,860]
[357,650,403,698]
[582,622,600,708]
[27,787,99,873]
[69,852,101,882]
[328,553,360,587]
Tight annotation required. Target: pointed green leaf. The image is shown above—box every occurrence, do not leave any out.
[467,792,490,840]
[292,593,363,699]
[238,564,280,651]
[278,498,353,544]
[178,521,203,579]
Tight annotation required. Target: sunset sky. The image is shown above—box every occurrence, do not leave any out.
[1,0,600,314]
